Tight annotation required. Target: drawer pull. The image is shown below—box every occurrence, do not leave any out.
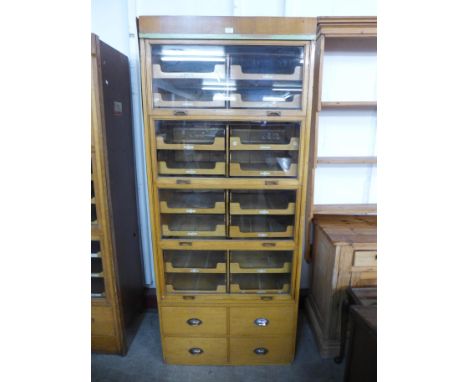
[174,110,188,116]
[176,179,191,185]
[179,242,193,246]
[254,347,269,355]
[254,318,269,327]
[187,318,202,326]
[183,295,195,300]
[260,296,273,301]
[265,180,278,186]
[188,347,203,355]
[267,111,281,117]
[262,243,276,248]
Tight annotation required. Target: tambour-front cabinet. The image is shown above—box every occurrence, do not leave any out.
[138,16,316,365]
[91,34,144,354]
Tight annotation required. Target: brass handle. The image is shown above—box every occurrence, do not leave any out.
[183,295,195,300]
[179,242,192,246]
[188,347,203,355]
[187,318,202,326]
[267,111,281,117]
[254,318,269,327]
[261,296,273,301]
[254,347,268,355]
[262,243,276,248]
[174,110,187,116]
[265,180,278,186]
[176,179,191,184]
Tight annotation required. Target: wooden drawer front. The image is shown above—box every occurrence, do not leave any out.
[351,270,377,287]
[164,337,227,365]
[229,306,294,336]
[353,250,377,267]
[161,307,227,336]
[230,337,293,365]
[91,306,115,337]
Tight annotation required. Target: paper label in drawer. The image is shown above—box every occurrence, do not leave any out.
[183,145,194,150]
[260,171,271,176]
[259,145,272,150]
[190,269,199,273]
[258,233,268,237]
[186,209,196,213]
[185,170,196,174]
[259,210,269,215]
[261,74,273,79]
[257,269,267,273]
[187,232,198,236]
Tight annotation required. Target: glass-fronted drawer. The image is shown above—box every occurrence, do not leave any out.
[91,203,98,225]
[150,44,305,112]
[152,45,228,109]
[230,190,296,215]
[91,257,104,277]
[157,151,226,176]
[230,251,292,273]
[155,121,225,150]
[229,216,294,238]
[159,190,225,214]
[230,274,291,294]
[91,277,105,297]
[163,250,226,273]
[230,151,298,177]
[229,122,300,151]
[165,273,227,294]
[91,240,101,258]
[161,214,226,237]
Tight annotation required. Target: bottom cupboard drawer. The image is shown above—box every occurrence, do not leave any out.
[229,337,294,365]
[91,306,115,337]
[163,337,228,365]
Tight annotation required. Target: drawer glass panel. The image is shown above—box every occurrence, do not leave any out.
[230,190,296,215]
[91,204,97,224]
[91,240,101,257]
[165,273,227,294]
[229,122,300,150]
[91,257,104,276]
[151,44,305,111]
[230,151,298,177]
[161,214,225,237]
[163,250,226,273]
[155,121,225,150]
[91,277,105,297]
[159,190,225,214]
[157,150,226,176]
[230,273,291,294]
[230,216,294,238]
[230,251,292,273]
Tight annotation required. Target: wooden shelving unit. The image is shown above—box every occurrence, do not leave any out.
[303,17,378,360]
[139,15,316,365]
[91,34,144,355]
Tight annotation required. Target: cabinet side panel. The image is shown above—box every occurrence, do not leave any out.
[99,40,145,332]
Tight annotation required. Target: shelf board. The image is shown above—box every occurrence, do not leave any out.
[313,203,377,216]
[317,156,377,165]
[321,101,377,109]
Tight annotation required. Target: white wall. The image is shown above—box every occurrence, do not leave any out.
[91,0,377,289]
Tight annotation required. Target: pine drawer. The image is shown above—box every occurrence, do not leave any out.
[161,306,227,336]
[91,306,115,337]
[163,337,227,365]
[229,306,295,336]
[229,337,293,364]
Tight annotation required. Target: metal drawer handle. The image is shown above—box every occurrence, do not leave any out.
[254,318,269,327]
[265,180,279,186]
[174,110,187,116]
[254,347,268,355]
[262,243,276,248]
[187,318,202,326]
[176,179,191,184]
[267,111,281,117]
[179,241,193,246]
[188,347,203,355]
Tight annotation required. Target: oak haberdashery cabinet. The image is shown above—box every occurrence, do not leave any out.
[91,34,145,354]
[138,16,316,365]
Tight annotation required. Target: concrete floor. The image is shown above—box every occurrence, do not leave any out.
[92,310,344,382]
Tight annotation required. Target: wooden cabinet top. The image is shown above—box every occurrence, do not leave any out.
[314,215,376,245]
